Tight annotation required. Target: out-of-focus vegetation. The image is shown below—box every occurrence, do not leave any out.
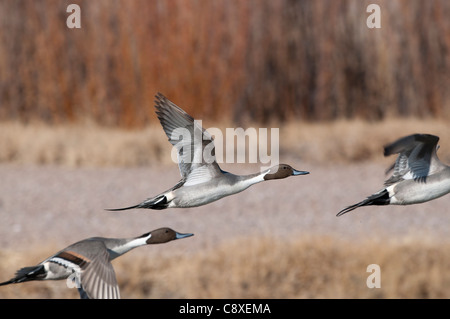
[1,0,450,127]
[1,1,449,301]
[1,236,450,298]
[0,118,449,167]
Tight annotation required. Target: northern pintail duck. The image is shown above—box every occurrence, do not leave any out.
[0,228,193,299]
[108,93,309,211]
[337,134,450,216]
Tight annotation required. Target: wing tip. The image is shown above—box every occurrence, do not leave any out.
[383,133,440,157]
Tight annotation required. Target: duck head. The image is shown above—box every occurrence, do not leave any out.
[263,164,309,180]
[143,228,194,244]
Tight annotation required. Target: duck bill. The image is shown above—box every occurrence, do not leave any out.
[292,169,309,176]
[175,232,194,240]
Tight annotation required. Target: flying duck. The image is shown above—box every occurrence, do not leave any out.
[108,93,309,211]
[337,134,450,216]
[0,228,193,299]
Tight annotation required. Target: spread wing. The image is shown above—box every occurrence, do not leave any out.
[61,241,120,299]
[383,134,442,186]
[154,93,222,184]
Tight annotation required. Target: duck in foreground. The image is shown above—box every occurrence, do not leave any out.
[0,228,193,299]
[337,134,450,217]
[107,93,309,211]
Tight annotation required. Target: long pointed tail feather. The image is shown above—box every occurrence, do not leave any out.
[0,265,46,286]
[106,195,168,211]
[105,204,141,211]
[336,189,390,217]
[0,279,16,286]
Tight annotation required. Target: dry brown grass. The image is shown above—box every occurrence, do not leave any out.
[2,1,450,126]
[0,121,168,167]
[1,118,449,299]
[1,235,449,299]
[1,118,449,167]
[280,118,450,164]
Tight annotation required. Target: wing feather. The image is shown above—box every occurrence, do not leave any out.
[383,134,442,186]
[155,93,222,180]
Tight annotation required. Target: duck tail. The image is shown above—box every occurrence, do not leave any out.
[106,195,169,211]
[105,204,142,212]
[0,265,46,286]
[336,189,390,217]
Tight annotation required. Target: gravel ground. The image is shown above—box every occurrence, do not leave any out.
[1,162,449,257]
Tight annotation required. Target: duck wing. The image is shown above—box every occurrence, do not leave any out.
[60,240,120,299]
[154,93,222,181]
[383,134,442,186]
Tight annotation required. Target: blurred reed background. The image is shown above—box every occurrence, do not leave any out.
[1,0,450,300]
[1,0,450,128]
